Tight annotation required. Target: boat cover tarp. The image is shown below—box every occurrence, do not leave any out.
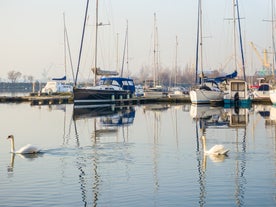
[204,70,237,84]
[93,68,119,76]
[52,75,66,81]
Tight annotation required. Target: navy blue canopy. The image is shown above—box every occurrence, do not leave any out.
[52,75,66,81]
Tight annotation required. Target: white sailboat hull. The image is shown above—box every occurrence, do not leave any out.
[269,89,276,104]
[189,89,224,104]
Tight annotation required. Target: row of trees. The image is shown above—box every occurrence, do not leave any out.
[7,70,34,83]
[6,66,222,86]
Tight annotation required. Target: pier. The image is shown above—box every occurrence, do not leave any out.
[0,94,272,106]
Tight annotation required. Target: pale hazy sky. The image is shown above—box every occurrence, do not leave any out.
[0,0,273,82]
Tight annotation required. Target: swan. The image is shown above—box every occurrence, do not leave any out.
[202,135,229,155]
[7,135,41,154]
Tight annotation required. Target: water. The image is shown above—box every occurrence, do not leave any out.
[0,102,275,207]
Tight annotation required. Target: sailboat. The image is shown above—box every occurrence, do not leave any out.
[223,0,252,107]
[42,13,73,94]
[189,0,224,104]
[73,0,135,108]
[143,13,166,98]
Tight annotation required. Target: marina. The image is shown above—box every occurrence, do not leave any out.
[1,0,276,206]
[0,93,272,106]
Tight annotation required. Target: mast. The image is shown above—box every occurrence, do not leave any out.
[174,35,178,87]
[63,13,67,80]
[121,20,128,77]
[195,0,201,84]
[272,0,276,77]
[74,0,90,86]
[236,0,246,80]
[233,0,237,73]
[153,13,158,87]
[94,0,99,86]
[199,0,203,81]
[63,12,75,82]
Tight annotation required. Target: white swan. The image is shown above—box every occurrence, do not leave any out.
[202,135,229,155]
[7,135,41,154]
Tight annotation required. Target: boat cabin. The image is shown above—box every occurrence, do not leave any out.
[224,79,252,107]
[99,77,135,94]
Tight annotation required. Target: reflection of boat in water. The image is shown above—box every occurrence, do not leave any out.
[190,104,229,128]
[143,104,170,112]
[264,105,276,126]
[254,104,271,119]
[100,107,135,127]
[225,107,249,128]
[73,106,135,126]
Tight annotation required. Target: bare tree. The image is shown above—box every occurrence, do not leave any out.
[27,75,34,82]
[7,70,22,83]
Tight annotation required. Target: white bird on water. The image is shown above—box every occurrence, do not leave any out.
[7,135,41,154]
[202,135,229,156]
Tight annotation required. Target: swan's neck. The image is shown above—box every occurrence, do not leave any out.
[9,138,15,153]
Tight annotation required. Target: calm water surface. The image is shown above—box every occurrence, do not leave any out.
[0,103,275,207]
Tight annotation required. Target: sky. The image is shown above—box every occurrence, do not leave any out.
[0,0,274,82]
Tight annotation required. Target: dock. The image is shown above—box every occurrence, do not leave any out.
[0,93,272,106]
[0,94,191,106]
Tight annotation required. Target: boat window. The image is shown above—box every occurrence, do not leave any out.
[103,79,113,85]
[259,84,269,91]
[231,82,245,91]
[112,80,120,86]
[122,80,130,86]
[128,81,134,86]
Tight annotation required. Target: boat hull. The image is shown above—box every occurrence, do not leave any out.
[73,87,132,108]
[269,89,276,105]
[189,89,224,104]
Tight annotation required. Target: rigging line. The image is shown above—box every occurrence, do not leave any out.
[74,0,90,87]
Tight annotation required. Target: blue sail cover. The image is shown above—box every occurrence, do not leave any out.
[52,75,66,81]
[205,70,237,84]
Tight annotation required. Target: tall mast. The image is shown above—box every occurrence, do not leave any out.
[233,0,237,73]
[174,35,178,87]
[121,20,128,77]
[195,0,200,84]
[74,0,90,86]
[153,13,158,87]
[199,0,203,79]
[236,0,246,80]
[63,13,67,80]
[94,0,99,86]
[272,0,275,77]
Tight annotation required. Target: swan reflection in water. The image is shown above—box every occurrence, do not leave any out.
[7,152,43,174]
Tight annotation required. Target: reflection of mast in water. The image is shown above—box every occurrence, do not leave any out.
[152,110,161,191]
[73,117,101,207]
[170,105,181,149]
[227,107,248,206]
[144,105,167,192]
[234,127,247,206]
[195,120,206,207]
